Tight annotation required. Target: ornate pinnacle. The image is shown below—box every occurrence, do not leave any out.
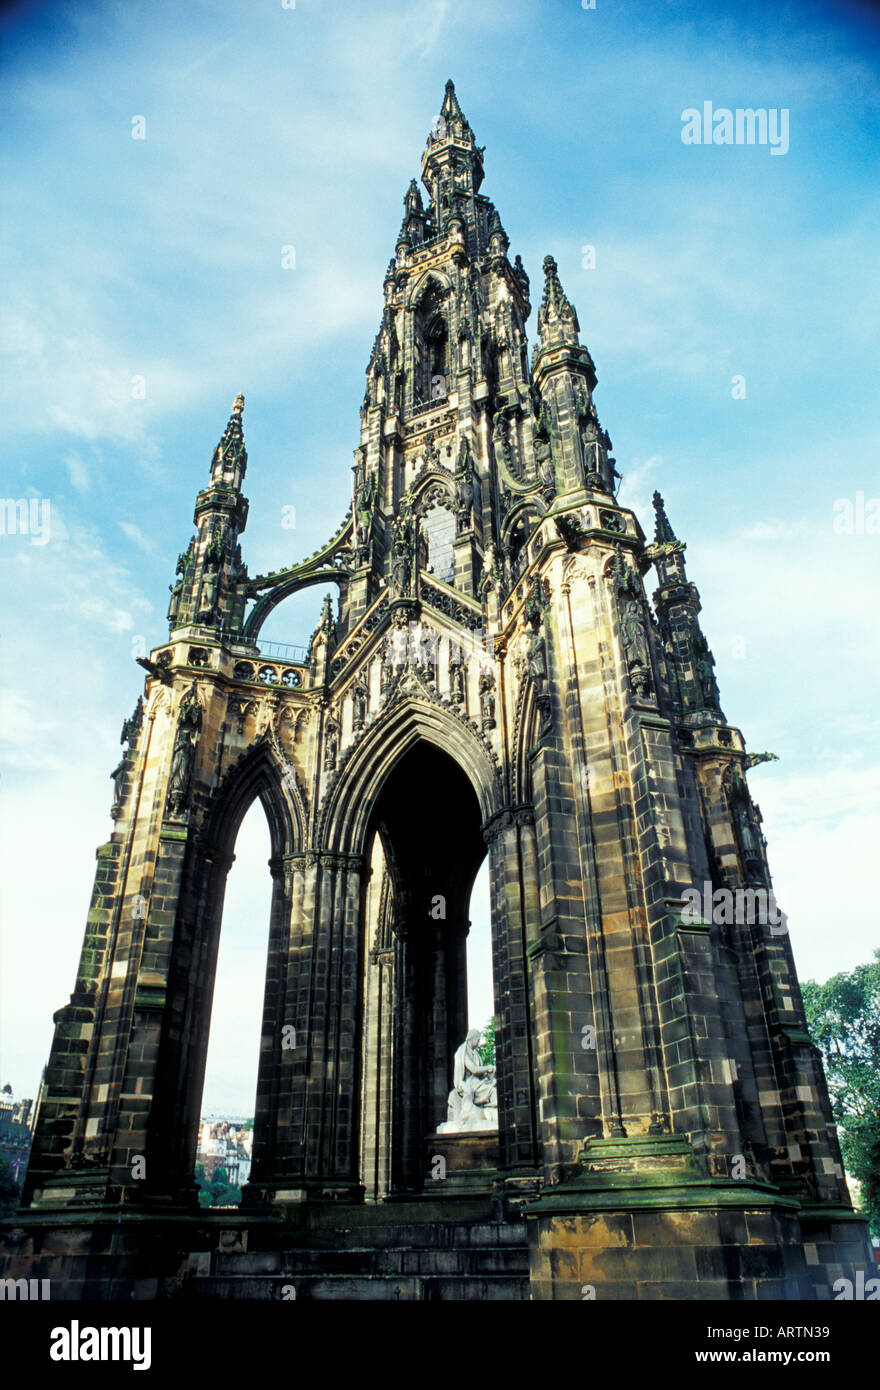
[442,78,466,122]
[487,206,508,246]
[652,491,679,545]
[211,393,247,477]
[319,593,335,633]
[541,256,571,313]
[537,255,579,340]
[428,78,473,144]
[404,178,423,212]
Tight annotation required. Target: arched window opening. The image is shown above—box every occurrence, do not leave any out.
[413,281,448,406]
[198,802,272,1208]
[425,316,448,401]
[420,502,455,584]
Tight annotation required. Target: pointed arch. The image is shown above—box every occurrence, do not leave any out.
[317,692,502,856]
[407,268,454,310]
[202,734,307,862]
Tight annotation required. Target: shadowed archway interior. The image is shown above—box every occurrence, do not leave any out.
[360,741,487,1196]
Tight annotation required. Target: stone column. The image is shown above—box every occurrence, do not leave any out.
[485,811,539,1177]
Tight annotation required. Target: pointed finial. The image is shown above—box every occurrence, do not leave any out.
[652,491,679,545]
[541,256,571,313]
[404,178,423,212]
[439,78,469,131]
[319,593,335,632]
[232,393,244,414]
[537,254,579,340]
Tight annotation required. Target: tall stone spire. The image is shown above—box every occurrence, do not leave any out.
[166,393,250,635]
[420,78,485,229]
[648,491,723,721]
[209,392,248,489]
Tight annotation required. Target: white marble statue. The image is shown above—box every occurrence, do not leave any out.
[437,1029,498,1133]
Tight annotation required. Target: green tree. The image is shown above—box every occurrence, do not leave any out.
[478,1017,496,1066]
[802,948,880,1236]
[194,1161,242,1209]
[0,1152,21,1218]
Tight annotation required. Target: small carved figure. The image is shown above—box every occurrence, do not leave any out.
[692,636,720,709]
[455,442,475,531]
[533,401,556,495]
[621,599,651,672]
[450,660,465,704]
[389,501,416,598]
[391,544,411,597]
[477,542,500,598]
[110,760,126,820]
[528,626,547,688]
[120,698,143,750]
[492,412,512,472]
[324,723,339,772]
[199,565,219,619]
[479,673,496,729]
[352,680,368,732]
[418,626,438,684]
[166,684,202,817]
[167,578,183,624]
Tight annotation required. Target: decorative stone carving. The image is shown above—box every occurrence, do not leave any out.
[389,499,416,598]
[455,437,475,534]
[620,599,653,698]
[524,576,552,735]
[109,759,126,820]
[555,512,585,549]
[354,470,378,564]
[165,682,202,817]
[479,672,496,730]
[533,399,556,497]
[692,632,720,709]
[352,677,368,731]
[437,1030,498,1133]
[449,652,466,704]
[167,577,183,624]
[324,718,339,771]
[120,698,144,751]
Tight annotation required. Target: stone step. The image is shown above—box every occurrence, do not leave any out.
[181,1273,529,1301]
[288,1220,529,1251]
[213,1244,530,1277]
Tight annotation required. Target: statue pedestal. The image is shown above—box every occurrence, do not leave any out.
[423,1131,499,1193]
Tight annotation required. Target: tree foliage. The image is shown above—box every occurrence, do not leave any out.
[478,1017,496,1066]
[194,1161,241,1209]
[0,1151,21,1219]
[802,948,880,1235]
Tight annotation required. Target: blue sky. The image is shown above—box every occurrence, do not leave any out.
[1,0,878,1112]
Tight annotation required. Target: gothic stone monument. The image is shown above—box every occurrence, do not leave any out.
[3,81,872,1300]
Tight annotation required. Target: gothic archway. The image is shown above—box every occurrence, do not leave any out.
[359,740,487,1195]
[145,739,305,1203]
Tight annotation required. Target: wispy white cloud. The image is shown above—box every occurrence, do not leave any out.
[119,520,154,554]
[64,451,91,493]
